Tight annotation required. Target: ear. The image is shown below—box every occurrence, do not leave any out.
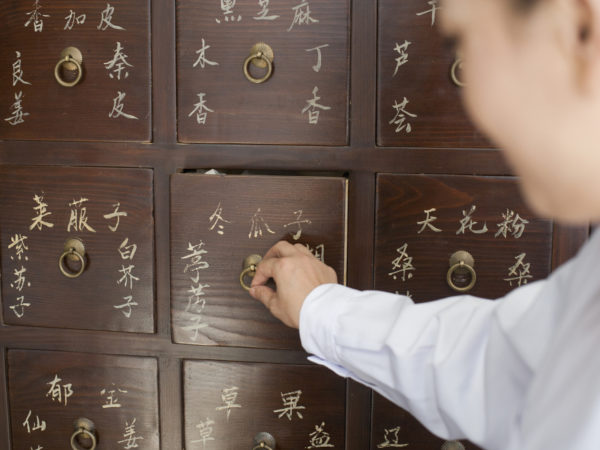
[571,0,600,89]
[575,0,597,46]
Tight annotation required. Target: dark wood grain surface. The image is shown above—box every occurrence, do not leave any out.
[171,174,346,349]
[0,166,154,333]
[184,361,346,450]
[177,0,349,145]
[375,174,554,301]
[372,393,481,450]
[8,349,159,449]
[377,0,490,148]
[0,0,151,141]
[0,0,589,448]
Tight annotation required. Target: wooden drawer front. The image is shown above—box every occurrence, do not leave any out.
[375,174,553,301]
[371,393,477,450]
[184,361,346,450]
[8,349,159,450]
[171,173,347,349]
[177,0,349,144]
[377,0,489,148]
[0,0,150,142]
[0,166,154,333]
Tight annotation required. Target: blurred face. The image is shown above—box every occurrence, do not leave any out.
[440,0,600,224]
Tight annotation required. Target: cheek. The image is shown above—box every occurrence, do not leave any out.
[459,29,532,151]
[462,57,593,223]
[458,39,551,207]
[460,56,511,146]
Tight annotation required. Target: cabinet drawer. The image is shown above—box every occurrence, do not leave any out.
[8,349,159,449]
[0,166,154,333]
[377,0,489,148]
[177,0,349,145]
[375,174,553,301]
[184,361,345,450]
[0,0,151,141]
[371,393,477,450]
[171,173,347,349]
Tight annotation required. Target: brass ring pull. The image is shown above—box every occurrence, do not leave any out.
[253,443,273,450]
[240,254,262,291]
[70,418,97,450]
[441,440,466,450]
[59,238,86,279]
[243,43,274,84]
[446,250,476,292]
[252,432,276,450]
[55,47,84,87]
[450,57,465,87]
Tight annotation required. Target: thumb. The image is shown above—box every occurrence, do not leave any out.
[249,285,277,309]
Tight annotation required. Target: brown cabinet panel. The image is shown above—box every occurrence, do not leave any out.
[0,0,151,142]
[8,349,159,449]
[375,174,553,301]
[0,2,591,449]
[184,360,345,450]
[171,173,347,349]
[377,0,489,148]
[0,166,155,333]
[177,0,349,144]
[371,393,477,450]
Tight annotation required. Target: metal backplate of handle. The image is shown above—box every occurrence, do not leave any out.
[71,417,97,450]
[243,43,274,84]
[446,250,476,292]
[55,46,84,87]
[59,237,86,278]
[252,432,276,450]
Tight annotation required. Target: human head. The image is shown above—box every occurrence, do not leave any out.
[440,0,600,224]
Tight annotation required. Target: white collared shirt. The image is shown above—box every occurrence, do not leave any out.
[300,230,600,449]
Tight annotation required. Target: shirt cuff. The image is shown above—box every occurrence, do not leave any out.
[299,283,360,376]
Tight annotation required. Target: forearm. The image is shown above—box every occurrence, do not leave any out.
[299,282,546,445]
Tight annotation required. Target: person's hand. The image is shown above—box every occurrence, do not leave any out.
[249,241,338,329]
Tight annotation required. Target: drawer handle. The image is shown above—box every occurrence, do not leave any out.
[70,417,97,450]
[441,440,466,450]
[446,250,476,292]
[252,431,276,450]
[59,238,86,279]
[55,46,84,87]
[450,57,465,87]
[243,42,274,84]
[240,254,262,291]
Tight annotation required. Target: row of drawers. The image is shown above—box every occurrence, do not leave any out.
[0,0,484,146]
[8,348,466,449]
[1,166,552,347]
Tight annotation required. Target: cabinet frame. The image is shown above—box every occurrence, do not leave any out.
[0,0,588,449]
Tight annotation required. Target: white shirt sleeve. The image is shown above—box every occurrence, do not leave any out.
[299,259,576,449]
